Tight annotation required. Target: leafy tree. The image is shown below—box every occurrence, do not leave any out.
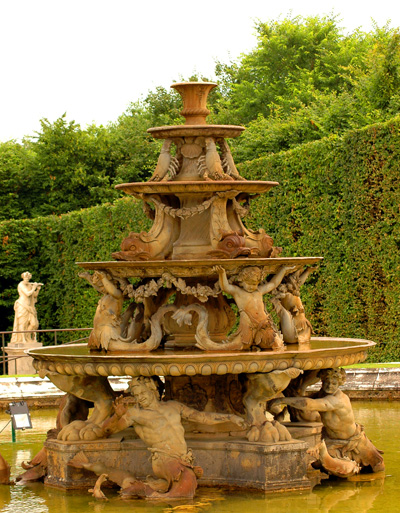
[351,24,400,114]
[108,102,165,186]
[213,16,400,161]
[214,14,360,125]
[0,115,127,221]
[24,116,119,216]
[0,141,36,221]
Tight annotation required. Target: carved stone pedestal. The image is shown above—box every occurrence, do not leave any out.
[4,341,42,375]
[285,422,322,447]
[194,437,311,492]
[45,430,316,493]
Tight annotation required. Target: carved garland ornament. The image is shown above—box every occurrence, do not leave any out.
[151,195,219,220]
[146,191,242,220]
[121,272,221,303]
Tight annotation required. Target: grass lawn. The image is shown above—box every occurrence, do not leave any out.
[0,374,44,378]
[344,363,400,369]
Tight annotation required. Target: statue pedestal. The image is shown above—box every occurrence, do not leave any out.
[4,341,42,375]
[45,425,322,493]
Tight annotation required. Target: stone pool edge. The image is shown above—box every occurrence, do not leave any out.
[1,369,399,408]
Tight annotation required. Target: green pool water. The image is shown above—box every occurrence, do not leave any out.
[0,402,399,513]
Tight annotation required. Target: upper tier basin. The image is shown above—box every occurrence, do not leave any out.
[147,124,245,139]
[115,180,279,196]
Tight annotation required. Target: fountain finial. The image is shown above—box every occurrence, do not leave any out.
[171,82,217,125]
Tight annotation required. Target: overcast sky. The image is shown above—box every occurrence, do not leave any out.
[1,0,399,142]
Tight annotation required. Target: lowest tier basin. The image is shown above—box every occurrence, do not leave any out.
[29,337,374,378]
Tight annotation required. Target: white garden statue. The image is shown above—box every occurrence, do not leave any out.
[10,272,43,345]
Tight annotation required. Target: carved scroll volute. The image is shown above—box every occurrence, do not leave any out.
[226,199,279,258]
[112,195,180,261]
[209,192,238,247]
[171,82,217,125]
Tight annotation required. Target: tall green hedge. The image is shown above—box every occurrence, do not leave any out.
[0,197,149,343]
[1,117,399,360]
[240,116,400,361]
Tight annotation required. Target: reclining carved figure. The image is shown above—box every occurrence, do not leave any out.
[270,368,385,477]
[70,376,247,499]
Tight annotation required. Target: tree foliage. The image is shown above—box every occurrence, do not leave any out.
[26,117,120,215]
[0,117,120,220]
[214,15,359,124]
[0,141,36,220]
[0,197,150,342]
[214,16,400,160]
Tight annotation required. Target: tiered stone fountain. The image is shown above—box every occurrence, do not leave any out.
[28,82,382,498]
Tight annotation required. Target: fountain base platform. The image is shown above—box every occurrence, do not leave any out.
[45,423,322,493]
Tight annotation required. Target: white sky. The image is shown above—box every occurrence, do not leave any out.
[0,0,399,142]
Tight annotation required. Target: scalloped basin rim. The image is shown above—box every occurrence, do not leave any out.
[147,124,245,134]
[30,338,374,377]
[76,257,324,277]
[29,337,375,360]
[115,180,279,194]
[147,127,245,139]
[148,124,245,130]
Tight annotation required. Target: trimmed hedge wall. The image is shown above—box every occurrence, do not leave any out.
[240,116,400,361]
[0,197,150,343]
[1,117,399,359]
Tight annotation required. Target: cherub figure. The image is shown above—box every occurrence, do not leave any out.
[70,376,246,499]
[80,271,136,351]
[215,265,295,350]
[271,266,317,344]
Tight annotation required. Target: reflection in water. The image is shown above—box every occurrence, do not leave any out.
[15,450,32,468]
[0,484,11,511]
[162,492,224,513]
[317,479,384,513]
[0,403,398,513]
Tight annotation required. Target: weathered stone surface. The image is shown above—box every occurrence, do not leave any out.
[9,272,42,345]
[4,342,42,375]
[45,435,312,492]
[344,368,400,391]
[29,339,372,378]
[309,368,400,399]
[5,271,43,374]
[272,368,385,476]
[76,256,322,279]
